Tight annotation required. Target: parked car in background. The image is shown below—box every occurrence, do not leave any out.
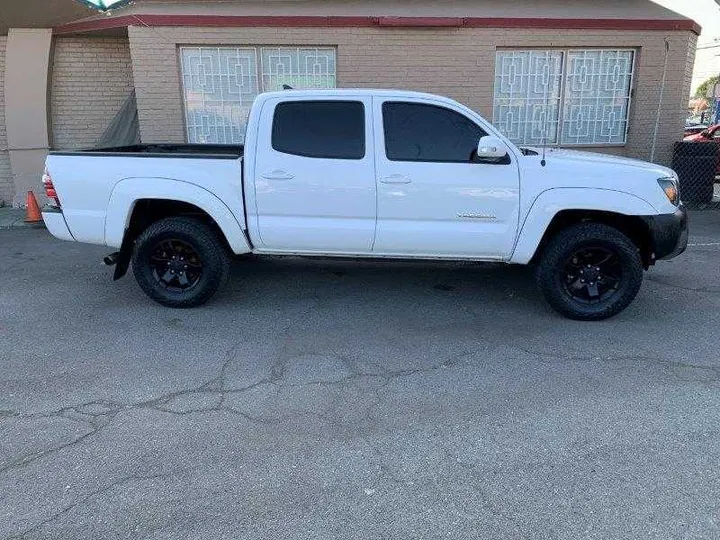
[684,124,720,177]
[684,123,710,138]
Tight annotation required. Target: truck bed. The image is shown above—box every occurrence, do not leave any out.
[44,143,247,250]
[50,144,243,160]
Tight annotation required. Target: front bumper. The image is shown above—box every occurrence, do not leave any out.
[42,209,75,242]
[640,205,688,261]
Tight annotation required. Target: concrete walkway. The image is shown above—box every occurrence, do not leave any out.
[0,207,45,230]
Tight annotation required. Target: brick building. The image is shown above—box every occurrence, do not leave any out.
[0,0,700,206]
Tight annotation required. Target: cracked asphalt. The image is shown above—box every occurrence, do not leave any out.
[1,210,720,540]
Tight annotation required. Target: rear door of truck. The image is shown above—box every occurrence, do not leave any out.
[251,96,376,253]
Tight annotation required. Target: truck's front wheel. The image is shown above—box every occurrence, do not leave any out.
[132,217,230,308]
[536,223,643,321]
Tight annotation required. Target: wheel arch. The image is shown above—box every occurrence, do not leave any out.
[511,188,658,266]
[105,178,252,255]
[529,209,654,267]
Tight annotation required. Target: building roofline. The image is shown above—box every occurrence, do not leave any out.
[53,14,702,36]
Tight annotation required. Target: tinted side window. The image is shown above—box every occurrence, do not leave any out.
[272,101,365,159]
[383,102,487,162]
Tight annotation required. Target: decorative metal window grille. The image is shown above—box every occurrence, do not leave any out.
[494,49,635,146]
[261,48,337,93]
[493,51,563,146]
[181,47,337,144]
[561,50,634,145]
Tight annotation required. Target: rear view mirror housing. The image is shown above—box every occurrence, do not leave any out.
[477,136,509,160]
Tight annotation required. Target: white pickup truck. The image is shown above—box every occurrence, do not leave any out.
[41,89,687,320]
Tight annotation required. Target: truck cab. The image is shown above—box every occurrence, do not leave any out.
[245,91,520,258]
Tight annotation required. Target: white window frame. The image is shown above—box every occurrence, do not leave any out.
[493,48,636,147]
[180,46,337,144]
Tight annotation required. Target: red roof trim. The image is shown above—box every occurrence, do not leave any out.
[377,17,464,27]
[462,17,701,34]
[54,15,136,35]
[53,14,701,36]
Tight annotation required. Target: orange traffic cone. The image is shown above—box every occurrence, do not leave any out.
[25,191,42,223]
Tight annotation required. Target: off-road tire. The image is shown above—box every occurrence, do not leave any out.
[535,223,643,321]
[132,217,230,308]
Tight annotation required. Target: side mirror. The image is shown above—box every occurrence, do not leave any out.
[477,136,509,160]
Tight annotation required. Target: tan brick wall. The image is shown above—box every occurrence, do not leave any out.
[0,36,12,205]
[50,37,134,150]
[128,25,697,166]
[627,33,698,165]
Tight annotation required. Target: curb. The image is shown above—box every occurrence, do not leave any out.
[0,220,46,231]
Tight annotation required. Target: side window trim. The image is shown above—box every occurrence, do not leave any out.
[271,100,367,160]
[381,100,488,164]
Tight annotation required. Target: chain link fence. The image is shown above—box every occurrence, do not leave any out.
[671,138,720,209]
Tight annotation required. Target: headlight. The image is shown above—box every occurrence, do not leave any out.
[657,177,679,206]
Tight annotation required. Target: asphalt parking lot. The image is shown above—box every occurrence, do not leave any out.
[1,211,720,540]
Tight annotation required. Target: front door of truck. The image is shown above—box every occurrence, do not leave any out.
[372,98,520,259]
[252,96,376,253]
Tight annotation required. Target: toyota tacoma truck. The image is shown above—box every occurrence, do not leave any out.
[41,89,687,320]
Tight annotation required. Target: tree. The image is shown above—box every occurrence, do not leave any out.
[695,76,720,99]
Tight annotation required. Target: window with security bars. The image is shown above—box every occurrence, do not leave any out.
[180,47,337,144]
[493,49,635,146]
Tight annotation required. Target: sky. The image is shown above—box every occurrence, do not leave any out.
[651,0,720,94]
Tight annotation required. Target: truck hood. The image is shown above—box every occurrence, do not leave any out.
[524,147,675,178]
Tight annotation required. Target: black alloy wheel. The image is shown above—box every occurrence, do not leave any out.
[561,247,623,304]
[148,239,204,292]
[535,223,644,320]
[132,217,230,308]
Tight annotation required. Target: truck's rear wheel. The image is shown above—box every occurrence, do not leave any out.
[535,223,643,321]
[132,217,229,308]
